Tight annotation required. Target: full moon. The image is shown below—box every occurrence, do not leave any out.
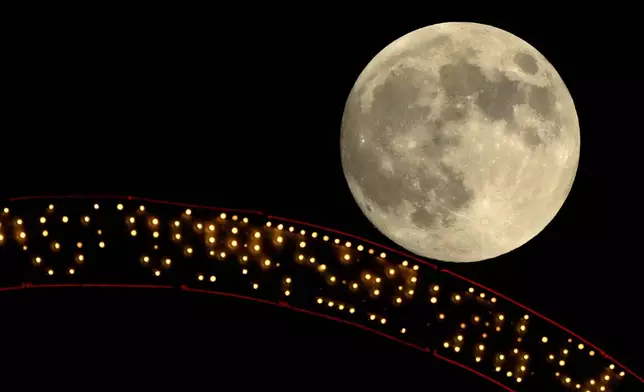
[340,22,580,262]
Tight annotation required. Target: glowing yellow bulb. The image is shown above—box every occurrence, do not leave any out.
[311,232,318,238]
[373,289,380,296]
[220,252,226,258]
[328,301,334,307]
[53,242,60,249]
[396,297,402,304]
[232,227,239,234]
[475,357,481,362]
[369,315,376,321]
[174,221,180,227]
[99,241,105,248]
[381,318,386,324]
[94,204,99,210]
[322,235,329,241]
[352,283,358,289]
[411,277,418,283]
[117,204,123,211]
[288,226,294,232]
[252,283,258,289]
[523,354,529,360]
[62,216,69,223]
[35,257,42,264]
[253,231,261,239]
[480,293,486,299]
[209,236,215,244]
[187,247,193,254]
[349,308,355,314]
[285,290,291,296]
[208,275,215,282]
[78,255,84,262]
[153,232,159,238]
[542,337,548,343]
[299,241,306,248]
[619,371,625,377]
[129,217,135,224]
[164,258,171,266]
[469,287,475,293]
[388,268,395,275]
[317,298,323,304]
[276,236,283,243]
[69,268,75,275]
[499,354,505,360]
[185,209,192,216]
[443,342,450,348]
[408,289,414,295]
[379,252,386,258]
[219,213,227,220]
[478,344,485,351]
[40,217,46,224]
[401,328,406,334]
[264,259,271,266]
[130,230,137,237]
[242,269,248,275]
[565,377,571,384]
[253,245,260,251]
[343,254,350,261]
[413,265,419,271]
[499,314,505,321]
[357,245,364,251]
[143,256,150,263]
[19,232,26,239]
[454,346,460,352]
[430,297,437,304]
[2,208,8,213]
[589,350,595,356]
[83,216,90,223]
[364,273,372,280]
[578,344,584,350]
[330,276,336,282]
[610,364,615,370]
[198,275,204,281]
[520,325,526,331]
[375,277,381,283]
[457,335,463,341]
[196,223,203,230]
[285,278,292,284]
[454,295,461,301]
[559,360,565,366]
[563,349,569,355]
[175,234,181,240]
[48,269,54,276]
[334,238,340,244]
[154,270,161,277]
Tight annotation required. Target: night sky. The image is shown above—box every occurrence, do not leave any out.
[3,8,642,391]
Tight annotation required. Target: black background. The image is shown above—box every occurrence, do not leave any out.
[2,6,643,391]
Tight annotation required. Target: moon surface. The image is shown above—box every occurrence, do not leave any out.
[340,22,580,262]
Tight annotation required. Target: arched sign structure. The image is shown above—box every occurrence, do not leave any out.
[0,195,641,392]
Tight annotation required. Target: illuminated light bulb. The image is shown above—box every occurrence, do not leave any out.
[317,298,323,304]
[78,255,84,262]
[590,380,596,385]
[408,289,414,295]
[297,241,306,248]
[454,295,461,301]
[342,241,351,248]
[209,275,216,282]
[506,372,512,377]
[443,342,450,348]
[457,335,463,341]
[523,354,529,360]
[430,297,437,304]
[198,275,204,281]
[117,204,123,211]
[495,326,502,332]
[154,270,161,277]
[480,293,486,299]
[495,367,501,372]
[94,204,99,210]
[196,223,203,230]
[373,289,380,296]
[604,375,610,381]
[439,314,445,320]
[242,269,248,275]
[352,283,358,289]
[231,240,238,248]
[299,230,306,235]
[220,213,227,220]
[153,231,159,238]
[208,224,215,232]
[97,230,102,235]
[396,297,402,304]
[185,209,192,216]
[232,227,239,234]
[264,259,271,266]
[388,268,395,275]
[513,349,519,354]
[54,242,60,250]
[349,308,355,314]
[380,252,386,258]
[578,344,584,350]
[288,226,294,232]
[40,217,46,224]
[619,371,625,377]
[285,277,292,284]
[19,232,26,239]
[563,349,569,355]
[187,247,193,254]
[491,297,497,303]
[520,325,526,331]
[409,277,418,284]
[311,232,318,238]
[252,283,259,289]
[143,256,150,263]
[318,264,327,271]
[297,254,304,261]
[499,355,505,360]
[610,364,615,370]
[253,245,260,251]
[83,216,90,223]
[276,236,284,243]
[334,238,340,244]
[128,217,135,224]
[165,259,172,266]
[48,269,54,276]
[42,230,49,237]
[589,350,595,356]
[35,257,42,264]
[499,314,505,321]
[549,355,555,360]
[343,254,350,261]
[130,230,137,237]
[413,265,419,271]
[356,245,364,251]
[232,215,239,221]
[516,378,522,383]
[469,287,475,293]
[328,301,334,307]
[364,273,371,280]
[209,236,215,244]
[454,346,460,353]
[69,268,75,275]
[565,377,571,384]
[309,257,315,264]
[369,314,376,321]
[322,235,329,241]
[330,276,336,282]
[375,277,381,283]
[285,290,291,296]
[542,337,549,343]
[475,357,481,362]
[401,328,406,334]
[220,252,226,258]
[62,216,69,223]
[559,360,565,366]
[174,221,180,227]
